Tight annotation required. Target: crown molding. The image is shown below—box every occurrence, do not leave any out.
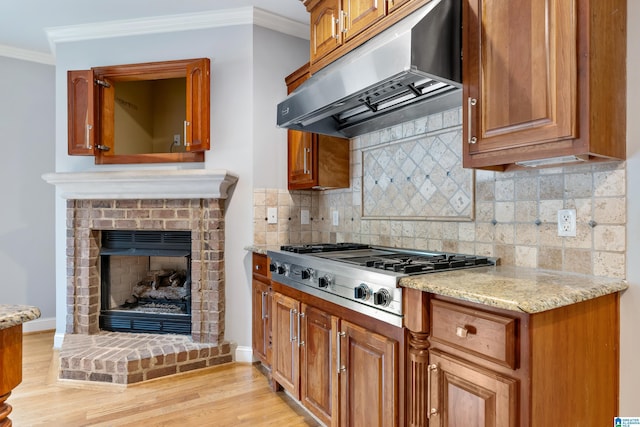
[0,44,55,65]
[46,7,309,54]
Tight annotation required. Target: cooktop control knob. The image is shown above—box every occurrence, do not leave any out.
[354,283,372,301]
[318,275,333,288]
[277,264,288,275]
[373,289,392,307]
[269,262,277,272]
[301,269,313,280]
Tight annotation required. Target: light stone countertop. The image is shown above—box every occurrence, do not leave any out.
[400,265,629,313]
[245,245,279,256]
[0,305,41,330]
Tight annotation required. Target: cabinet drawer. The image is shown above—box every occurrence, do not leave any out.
[431,299,517,369]
[252,253,269,281]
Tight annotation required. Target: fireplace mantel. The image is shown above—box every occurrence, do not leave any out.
[42,169,238,200]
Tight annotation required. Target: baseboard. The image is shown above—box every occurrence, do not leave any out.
[22,316,56,333]
[53,332,65,349]
[235,345,255,363]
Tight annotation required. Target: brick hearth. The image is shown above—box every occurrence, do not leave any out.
[59,332,231,384]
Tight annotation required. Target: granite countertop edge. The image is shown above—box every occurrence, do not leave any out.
[245,244,278,256]
[400,265,629,313]
[0,305,42,330]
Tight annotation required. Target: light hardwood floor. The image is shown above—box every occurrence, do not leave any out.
[10,331,319,426]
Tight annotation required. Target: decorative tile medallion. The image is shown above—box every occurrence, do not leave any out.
[362,127,474,220]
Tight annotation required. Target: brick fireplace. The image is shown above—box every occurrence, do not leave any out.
[43,170,238,384]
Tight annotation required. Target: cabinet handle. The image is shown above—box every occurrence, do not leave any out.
[183,120,191,147]
[455,325,468,338]
[261,292,267,320]
[332,14,338,40]
[289,308,294,342]
[292,309,298,342]
[336,331,346,374]
[467,97,477,144]
[303,148,310,174]
[298,312,305,347]
[85,123,93,150]
[340,10,348,34]
[427,363,439,419]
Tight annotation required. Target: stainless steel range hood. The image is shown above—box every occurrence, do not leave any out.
[277,0,462,138]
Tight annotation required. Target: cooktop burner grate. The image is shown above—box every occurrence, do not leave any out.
[333,253,490,274]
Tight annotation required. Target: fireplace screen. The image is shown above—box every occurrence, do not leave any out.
[99,230,192,334]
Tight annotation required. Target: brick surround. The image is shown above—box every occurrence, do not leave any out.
[61,197,230,384]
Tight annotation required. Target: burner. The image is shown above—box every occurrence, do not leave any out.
[340,252,490,274]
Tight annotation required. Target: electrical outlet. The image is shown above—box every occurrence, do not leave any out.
[301,209,310,225]
[267,207,278,224]
[173,134,181,146]
[557,209,576,237]
[332,210,339,226]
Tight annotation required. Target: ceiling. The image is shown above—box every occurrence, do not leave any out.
[0,0,308,56]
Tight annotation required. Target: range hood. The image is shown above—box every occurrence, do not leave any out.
[277,0,462,138]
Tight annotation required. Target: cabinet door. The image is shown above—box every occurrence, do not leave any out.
[185,58,210,151]
[463,0,577,165]
[342,0,386,41]
[271,292,300,398]
[338,320,398,427]
[251,279,271,365]
[300,305,336,426]
[67,70,96,156]
[429,350,518,427]
[309,0,343,63]
[387,0,412,14]
[288,130,315,190]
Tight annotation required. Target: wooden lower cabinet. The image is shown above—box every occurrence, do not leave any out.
[270,288,400,427]
[339,320,398,427]
[271,292,301,397]
[251,279,271,365]
[404,288,621,427]
[300,305,335,425]
[428,350,518,427]
[251,253,272,367]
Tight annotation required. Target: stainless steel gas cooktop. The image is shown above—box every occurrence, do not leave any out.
[269,244,497,327]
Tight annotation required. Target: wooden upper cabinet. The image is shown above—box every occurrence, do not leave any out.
[463,0,626,170]
[342,0,387,42]
[67,70,95,156]
[67,58,210,164]
[285,63,350,190]
[288,130,315,188]
[305,0,428,73]
[308,0,343,64]
[185,58,210,152]
[387,0,412,14]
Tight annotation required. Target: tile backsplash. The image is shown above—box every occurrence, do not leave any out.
[254,107,626,279]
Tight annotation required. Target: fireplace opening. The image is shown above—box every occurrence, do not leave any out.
[99,230,192,335]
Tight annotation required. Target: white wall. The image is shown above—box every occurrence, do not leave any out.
[621,0,640,415]
[0,56,56,331]
[51,25,307,353]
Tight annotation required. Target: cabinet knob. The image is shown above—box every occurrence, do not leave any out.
[455,326,469,338]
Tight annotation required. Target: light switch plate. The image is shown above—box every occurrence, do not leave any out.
[332,210,339,226]
[267,207,278,224]
[301,209,310,225]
